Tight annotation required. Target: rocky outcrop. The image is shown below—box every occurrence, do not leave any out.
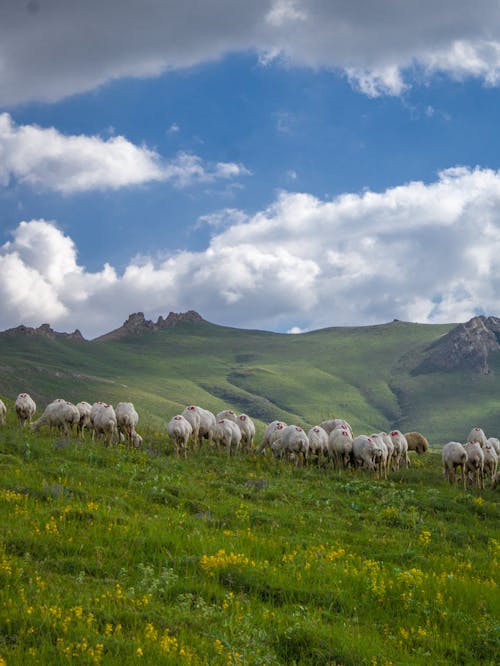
[96,310,205,341]
[416,316,500,375]
[0,323,85,342]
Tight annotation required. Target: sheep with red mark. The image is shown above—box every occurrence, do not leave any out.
[115,402,139,447]
[30,399,79,437]
[214,418,242,456]
[482,441,498,483]
[216,409,238,423]
[0,398,6,426]
[467,426,487,447]
[328,426,353,469]
[182,405,201,445]
[442,441,468,490]
[464,440,485,490]
[307,425,329,465]
[390,430,409,469]
[279,425,309,466]
[378,433,394,471]
[238,413,256,450]
[485,437,500,456]
[257,420,287,454]
[319,418,353,437]
[15,392,36,427]
[369,433,389,480]
[352,435,384,474]
[167,414,193,457]
[182,405,216,448]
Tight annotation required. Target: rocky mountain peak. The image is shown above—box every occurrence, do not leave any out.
[0,322,85,342]
[416,315,500,374]
[95,310,205,341]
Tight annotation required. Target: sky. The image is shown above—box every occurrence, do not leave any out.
[2,1,500,338]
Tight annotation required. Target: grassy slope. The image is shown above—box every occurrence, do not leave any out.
[1,319,499,444]
[0,413,498,665]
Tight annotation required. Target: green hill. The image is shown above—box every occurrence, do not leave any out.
[1,315,500,444]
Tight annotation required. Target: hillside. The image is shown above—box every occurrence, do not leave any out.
[1,313,500,444]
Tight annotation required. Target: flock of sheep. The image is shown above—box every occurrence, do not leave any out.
[1,394,498,490]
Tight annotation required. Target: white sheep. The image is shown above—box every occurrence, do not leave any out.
[91,403,117,446]
[307,426,329,465]
[464,440,485,490]
[75,401,92,439]
[319,418,353,437]
[442,441,468,490]
[213,418,242,456]
[467,426,487,447]
[115,402,139,447]
[131,430,143,448]
[238,414,256,451]
[352,435,381,473]
[216,409,238,423]
[279,425,309,466]
[370,433,388,480]
[257,420,287,454]
[0,399,6,425]
[378,433,394,472]
[390,430,409,469]
[182,405,216,448]
[485,437,500,456]
[167,415,193,457]
[327,426,353,469]
[15,392,36,427]
[482,441,498,483]
[182,405,201,445]
[30,400,79,437]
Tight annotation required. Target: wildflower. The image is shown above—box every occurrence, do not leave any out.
[419,530,431,545]
[136,647,143,657]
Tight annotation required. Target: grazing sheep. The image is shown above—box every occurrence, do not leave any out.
[405,431,429,455]
[131,431,143,448]
[216,409,238,423]
[467,426,487,447]
[182,405,216,448]
[15,393,36,427]
[167,415,193,457]
[492,472,500,490]
[352,435,381,473]
[390,430,409,469]
[0,399,6,425]
[307,426,329,465]
[115,402,139,447]
[442,441,468,490]
[319,419,353,437]
[464,440,485,490]
[485,437,500,456]
[257,420,287,454]
[370,433,388,480]
[214,418,242,456]
[482,441,498,483]
[238,414,256,450]
[378,433,394,472]
[279,425,309,466]
[75,401,92,439]
[327,426,353,469]
[91,403,117,446]
[30,400,79,437]
[182,405,201,445]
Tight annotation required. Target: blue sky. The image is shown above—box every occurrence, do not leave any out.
[2,1,500,337]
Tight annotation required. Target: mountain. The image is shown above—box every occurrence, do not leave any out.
[1,312,500,445]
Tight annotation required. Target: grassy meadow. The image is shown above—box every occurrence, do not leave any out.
[0,409,498,665]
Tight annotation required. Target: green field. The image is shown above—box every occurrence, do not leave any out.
[0,413,498,665]
[1,317,499,446]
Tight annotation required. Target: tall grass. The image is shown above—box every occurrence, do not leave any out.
[0,414,498,665]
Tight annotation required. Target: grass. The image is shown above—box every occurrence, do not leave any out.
[0,410,498,665]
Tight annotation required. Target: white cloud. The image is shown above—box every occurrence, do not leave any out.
[0,114,249,193]
[2,166,500,337]
[3,1,500,105]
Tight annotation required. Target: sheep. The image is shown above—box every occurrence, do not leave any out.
[327,426,353,469]
[238,414,256,451]
[467,426,487,447]
[370,433,388,480]
[131,430,143,448]
[167,415,193,457]
[442,441,468,490]
[279,425,309,466]
[482,441,498,483]
[492,472,500,490]
[216,409,238,423]
[15,392,36,427]
[405,431,429,455]
[257,420,287,454]
[0,399,6,425]
[319,418,353,437]
[182,405,201,445]
[30,400,79,437]
[378,433,394,472]
[464,440,485,490]
[352,435,382,474]
[307,426,329,465]
[115,402,139,447]
[213,418,242,456]
[485,437,500,456]
[182,405,216,448]
[75,401,92,439]
[390,430,409,469]
[91,403,117,446]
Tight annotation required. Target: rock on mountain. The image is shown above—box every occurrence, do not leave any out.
[0,323,85,342]
[95,310,205,341]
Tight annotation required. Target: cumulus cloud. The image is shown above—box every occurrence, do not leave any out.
[2,166,500,337]
[2,1,500,105]
[0,113,249,193]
